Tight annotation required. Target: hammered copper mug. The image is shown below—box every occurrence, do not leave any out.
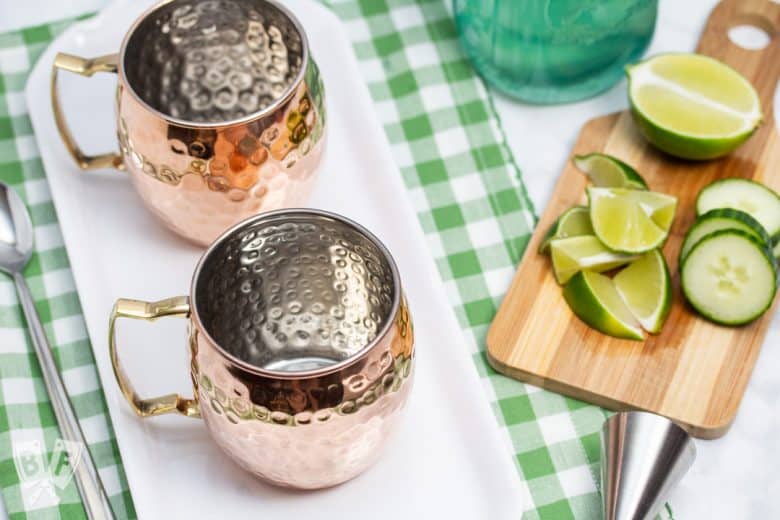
[52,0,326,245]
[108,209,414,489]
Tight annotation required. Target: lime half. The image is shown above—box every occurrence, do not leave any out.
[563,271,644,340]
[538,206,594,254]
[627,53,762,160]
[614,249,672,334]
[588,187,677,253]
[550,235,638,284]
[573,153,648,190]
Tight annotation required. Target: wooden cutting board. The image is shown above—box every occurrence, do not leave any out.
[486,0,780,439]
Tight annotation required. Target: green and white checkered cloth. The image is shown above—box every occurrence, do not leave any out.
[0,17,136,520]
[0,2,674,519]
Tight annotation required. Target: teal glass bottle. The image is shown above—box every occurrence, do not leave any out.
[454,0,658,104]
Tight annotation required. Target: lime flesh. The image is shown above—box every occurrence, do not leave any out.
[563,271,644,340]
[573,153,648,190]
[550,235,638,284]
[627,53,762,160]
[614,250,672,333]
[539,206,594,254]
[588,188,677,253]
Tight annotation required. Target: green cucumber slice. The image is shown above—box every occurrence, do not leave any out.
[679,208,771,264]
[774,240,780,260]
[696,178,780,237]
[681,229,777,325]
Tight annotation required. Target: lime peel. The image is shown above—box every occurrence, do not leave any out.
[538,206,593,254]
[573,153,648,190]
[563,271,644,341]
[614,250,672,334]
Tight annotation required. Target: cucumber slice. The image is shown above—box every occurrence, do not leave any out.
[696,178,780,237]
[679,208,771,263]
[681,229,776,325]
[774,240,780,260]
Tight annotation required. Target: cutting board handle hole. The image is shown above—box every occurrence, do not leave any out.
[728,24,771,50]
[726,15,775,50]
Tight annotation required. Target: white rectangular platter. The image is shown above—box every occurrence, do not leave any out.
[25,0,524,517]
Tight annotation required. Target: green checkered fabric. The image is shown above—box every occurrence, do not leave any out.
[0,17,136,520]
[0,3,674,520]
[325,1,672,519]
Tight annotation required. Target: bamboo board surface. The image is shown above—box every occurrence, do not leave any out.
[486,0,780,439]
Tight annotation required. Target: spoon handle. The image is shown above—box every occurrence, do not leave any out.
[13,272,114,520]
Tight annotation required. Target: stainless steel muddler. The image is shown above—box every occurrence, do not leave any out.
[601,411,696,520]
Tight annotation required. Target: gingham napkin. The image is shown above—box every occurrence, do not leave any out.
[0,16,136,519]
[0,2,674,519]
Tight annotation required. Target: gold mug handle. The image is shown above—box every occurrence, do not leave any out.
[108,296,200,418]
[51,52,125,171]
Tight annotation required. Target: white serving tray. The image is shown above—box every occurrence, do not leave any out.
[25,0,524,518]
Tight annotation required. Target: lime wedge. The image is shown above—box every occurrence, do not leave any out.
[573,153,648,189]
[638,191,678,230]
[538,206,594,254]
[588,187,677,253]
[550,235,638,284]
[627,53,762,160]
[563,271,644,340]
[614,250,672,334]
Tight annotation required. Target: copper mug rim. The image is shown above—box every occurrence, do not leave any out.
[116,0,311,130]
[188,207,403,380]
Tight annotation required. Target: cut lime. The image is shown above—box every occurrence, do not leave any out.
[573,153,648,189]
[563,271,644,340]
[641,194,677,231]
[538,206,594,254]
[614,250,672,334]
[627,53,762,160]
[588,187,677,253]
[550,235,638,284]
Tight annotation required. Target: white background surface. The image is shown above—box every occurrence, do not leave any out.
[3,0,780,518]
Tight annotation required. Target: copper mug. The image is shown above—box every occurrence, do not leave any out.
[52,0,326,245]
[108,209,414,489]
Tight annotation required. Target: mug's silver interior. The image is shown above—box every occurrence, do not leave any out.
[195,212,397,373]
[123,0,304,123]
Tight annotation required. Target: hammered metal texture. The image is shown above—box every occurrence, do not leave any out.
[189,211,415,489]
[115,0,326,245]
[124,0,303,122]
[196,213,396,371]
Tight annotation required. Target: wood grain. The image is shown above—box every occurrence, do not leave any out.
[486,0,780,439]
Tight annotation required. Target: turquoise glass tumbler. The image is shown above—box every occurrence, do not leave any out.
[454,0,658,104]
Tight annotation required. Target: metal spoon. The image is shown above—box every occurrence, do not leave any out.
[0,181,114,519]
